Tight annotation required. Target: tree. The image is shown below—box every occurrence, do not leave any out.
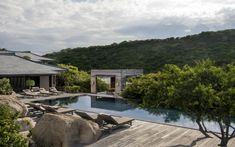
[123,60,235,147]
[0,105,27,147]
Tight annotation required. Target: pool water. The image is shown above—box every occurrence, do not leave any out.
[38,96,234,132]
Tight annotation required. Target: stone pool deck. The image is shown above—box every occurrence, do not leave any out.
[19,93,84,103]
[87,120,235,147]
[19,92,123,103]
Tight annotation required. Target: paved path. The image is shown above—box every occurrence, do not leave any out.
[87,120,235,147]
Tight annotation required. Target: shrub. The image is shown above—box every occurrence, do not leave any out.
[97,79,109,92]
[0,78,13,95]
[22,56,31,60]
[64,85,80,93]
[0,105,27,147]
[26,80,35,89]
[57,64,109,93]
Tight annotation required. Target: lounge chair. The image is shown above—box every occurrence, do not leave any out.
[39,88,51,96]
[97,114,134,132]
[23,89,40,98]
[49,87,62,95]
[31,87,40,92]
[75,110,98,121]
[41,104,76,114]
[26,103,46,117]
[27,103,46,112]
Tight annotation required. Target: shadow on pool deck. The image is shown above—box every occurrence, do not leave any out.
[86,120,235,147]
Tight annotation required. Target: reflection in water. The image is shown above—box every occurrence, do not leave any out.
[143,108,181,123]
[36,96,234,132]
[37,96,192,125]
[36,97,78,106]
[91,97,133,112]
[127,99,182,123]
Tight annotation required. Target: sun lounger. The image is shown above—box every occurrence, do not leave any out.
[26,103,46,117]
[39,88,52,96]
[23,89,40,97]
[97,114,134,132]
[27,103,46,112]
[55,107,76,114]
[31,87,40,92]
[41,104,76,114]
[49,87,62,95]
[27,103,75,115]
[75,110,98,121]
[98,114,134,126]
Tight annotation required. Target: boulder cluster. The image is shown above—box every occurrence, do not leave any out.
[0,95,102,147]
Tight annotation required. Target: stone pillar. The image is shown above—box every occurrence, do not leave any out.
[51,75,56,87]
[121,77,126,90]
[115,76,122,94]
[91,76,97,93]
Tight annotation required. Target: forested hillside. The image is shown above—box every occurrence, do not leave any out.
[45,29,235,73]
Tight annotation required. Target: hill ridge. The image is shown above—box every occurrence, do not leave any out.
[45,29,235,73]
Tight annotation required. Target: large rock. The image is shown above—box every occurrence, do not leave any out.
[0,94,28,117]
[32,113,102,147]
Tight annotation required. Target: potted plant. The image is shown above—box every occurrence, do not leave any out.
[26,79,35,89]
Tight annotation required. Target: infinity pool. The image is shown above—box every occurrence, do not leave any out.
[37,95,234,132]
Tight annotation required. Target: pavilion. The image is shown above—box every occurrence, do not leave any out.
[91,69,143,94]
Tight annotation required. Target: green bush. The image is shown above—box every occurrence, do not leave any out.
[97,79,109,92]
[0,105,27,147]
[26,80,35,89]
[22,56,31,60]
[64,85,80,93]
[0,78,13,95]
[57,64,109,93]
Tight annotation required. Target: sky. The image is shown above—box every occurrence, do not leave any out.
[0,0,235,54]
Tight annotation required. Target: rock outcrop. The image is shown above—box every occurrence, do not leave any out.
[32,113,102,147]
[0,94,28,117]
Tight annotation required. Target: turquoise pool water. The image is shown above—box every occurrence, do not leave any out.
[37,95,234,132]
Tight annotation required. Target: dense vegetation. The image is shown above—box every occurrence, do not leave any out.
[45,29,235,73]
[57,64,108,93]
[122,60,235,147]
[0,79,27,147]
[0,106,27,147]
[0,78,13,95]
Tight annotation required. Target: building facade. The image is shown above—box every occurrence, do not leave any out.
[0,50,65,92]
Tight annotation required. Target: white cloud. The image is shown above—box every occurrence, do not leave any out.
[0,0,234,54]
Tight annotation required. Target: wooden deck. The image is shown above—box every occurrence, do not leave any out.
[87,120,235,147]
